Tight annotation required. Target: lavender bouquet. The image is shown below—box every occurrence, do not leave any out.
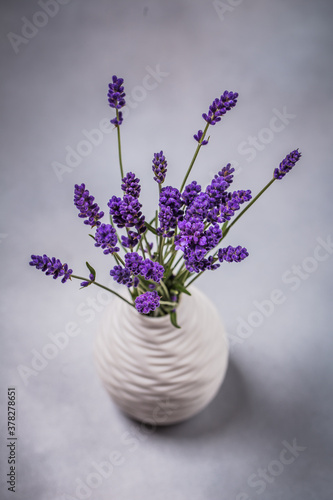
[30,76,301,328]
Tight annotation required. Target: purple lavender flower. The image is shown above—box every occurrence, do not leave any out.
[181,181,201,206]
[110,265,139,288]
[80,273,95,287]
[202,91,238,125]
[107,75,126,110]
[206,175,229,207]
[152,151,168,184]
[74,183,104,227]
[217,163,235,188]
[184,255,220,273]
[231,190,252,204]
[94,224,119,255]
[158,186,183,236]
[30,254,72,283]
[124,252,143,275]
[193,130,209,146]
[108,195,146,234]
[121,231,141,249]
[135,291,160,314]
[140,259,164,283]
[121,172,141,198]
[218,245,249,263]
[175,218,205,252]
[274,149,302,180]
[185,192,212,221]
[111,112,123,126]
[175,218,222,273]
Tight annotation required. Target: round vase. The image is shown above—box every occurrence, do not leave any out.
[94,286,229,425]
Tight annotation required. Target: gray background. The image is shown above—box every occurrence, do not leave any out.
[1,0,333,499]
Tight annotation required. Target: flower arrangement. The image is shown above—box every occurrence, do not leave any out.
[30,76,301,327]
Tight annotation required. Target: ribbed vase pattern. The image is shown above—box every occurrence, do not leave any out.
[94,287,229,425]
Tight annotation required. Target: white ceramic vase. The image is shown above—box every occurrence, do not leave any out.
[94,286,229,425]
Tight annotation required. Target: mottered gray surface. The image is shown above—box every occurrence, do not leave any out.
[1,0,333,499]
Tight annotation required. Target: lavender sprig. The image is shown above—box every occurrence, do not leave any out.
[29,255,72,283]
[152,151,168,184]
[202,91,238,125]
[108,75,126,178]
[274,149,302,180]
[135,291,160,314]
[74,183,104,227]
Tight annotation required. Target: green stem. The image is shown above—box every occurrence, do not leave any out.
[185,178,277,289]
[109,215,127,253]
[114,253,125,266]
[116,110,124,179]
[180,122,210,192]
[170,253,183,274]
[185,272,202,288]
[222,178,275,241]
[139,239,146,259]
[143,233,153,259]
[71,275,134,307]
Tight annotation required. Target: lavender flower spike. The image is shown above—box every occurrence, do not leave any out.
[74,183,104,228]
[30,254,72,283]
[140,259,164,283]
[274,149,302,180]
[121,172,141,198]
[135,291,160,314]
[108,75,126,126]
[218,246,249,263]
[94,224,119,255]
[110,265,139,288]
[202,91,238,125]
[80,273,95,288]
[193,130,209,146]
[107,75,126,109]
[152,151,168,184]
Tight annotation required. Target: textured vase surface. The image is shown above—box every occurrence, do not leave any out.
[94,286,229,425]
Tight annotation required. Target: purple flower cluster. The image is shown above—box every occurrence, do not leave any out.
[175,163,252,272]
[193,130,209,146]
[175,219,222,272]
[108,193,146,247]
[74,183,104,227]
[140,259,164,283]
[218,163,234,188]
[202,91,238,125]
[152,151,168,184]
[121,172,141,198]
[218,246,249,263]
[94,224,119,255]
[158,186,184,237]
[135,291,160,314]
[81,273,95,288]
[110,253,164,289]
[110,265,139,288]
[182,181,201,206]
[30,255,72,283]
[108,75,126,126]
[274,149,302,180]
[121,231,141,249]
